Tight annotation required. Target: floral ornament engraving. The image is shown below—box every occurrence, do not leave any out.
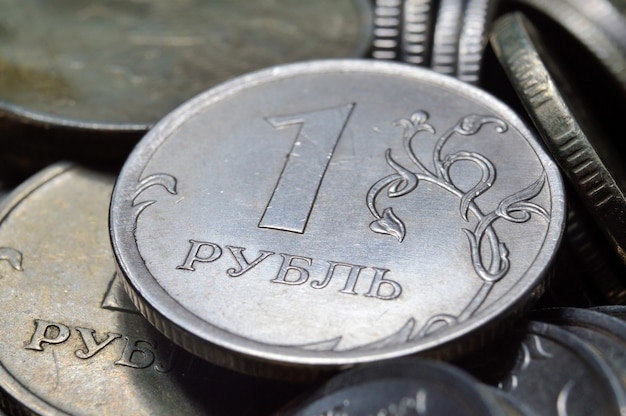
[367,111,549,338]
[0,247,23,276]
[132,173,178,220]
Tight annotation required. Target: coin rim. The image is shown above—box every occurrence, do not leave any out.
[0,0,375,132]
[109,58,565,376]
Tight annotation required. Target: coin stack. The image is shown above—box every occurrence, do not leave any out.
[0,1,625,415]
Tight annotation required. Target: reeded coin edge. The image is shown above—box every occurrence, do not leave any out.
[491,13,626,265]
[512,0,626,89]
[110,59,565,375]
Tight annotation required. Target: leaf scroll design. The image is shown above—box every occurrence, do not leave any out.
[132,173,178,220]
[366,111,550,339]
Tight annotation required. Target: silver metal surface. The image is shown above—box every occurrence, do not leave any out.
[0,0,373,131]
[498,321,626,416]
[279,359,506,415]
[0,164,301,415]
[431,0,465,75]
[401,0,436,65]
[110,59,565,379]
[457,0,499,84]
[536,307,626,393]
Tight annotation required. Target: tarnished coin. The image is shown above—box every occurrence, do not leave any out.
[110,59,565,379]
[491,13,626,267]
[497,321,626,416]
[0,0,373,130]
[0,164,302,415]
[278,359,505,416]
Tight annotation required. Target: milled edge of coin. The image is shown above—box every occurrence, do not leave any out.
[490,13,626,266]
[431,0,465,75]
[564,197,626,303]
[456,0,499,84]
[0,162,75,416]
[371,0,403,59]
[511,0,626,91]
[281,359,506,416]
[401,0,436,65]
[109,58,565,379]
[524,320,626,413]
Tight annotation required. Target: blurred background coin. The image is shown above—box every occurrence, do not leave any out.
[400,0,436,65]
[0,0,373,163]
[0,164,303,415]
[371,0,403,60]
[491,13,626,271]
[110,59,564,380]
[534,307,626,391]
[484,321,626,416]
[277,359,506,415]
[507,0,626,93]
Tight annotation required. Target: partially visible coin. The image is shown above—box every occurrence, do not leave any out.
[491,13,626,267]
[480,385,539,416]
[371,0,403,60]
[278,359,505,416]
[534,307,626,392]
[496,321,626,416]
[509,0,626,92]
[401,0,437,65]
[0,0,373,131]
[110,59,564,379]
[457,0,499,84]
[563,195,626,304]
[0,164,302,415]
[431,0,465,75]
[564,0,626,54]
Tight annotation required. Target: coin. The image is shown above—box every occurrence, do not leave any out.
[496,321,626,416]
[480,385,539,416]
[0,0,373,130]
[371,0,403,60]
[401,0,437,65]
[0,164,303,415]
[535,308,626,391]
[491,13,626,268]
[564,0,626,55]
[563,195,626,304]
[509,0,626,92]
[431,0,465,75]
[457,0,499,84]
[277,359,505,416]
[110,59,565,379]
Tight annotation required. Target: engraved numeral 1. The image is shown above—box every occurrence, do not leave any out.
[259,103,355,233]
